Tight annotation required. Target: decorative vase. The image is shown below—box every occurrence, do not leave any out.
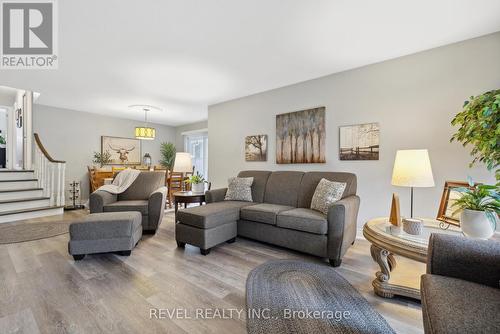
[192,183,205,193]
[460,209,495,239]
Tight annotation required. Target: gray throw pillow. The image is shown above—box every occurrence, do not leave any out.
[310,178,347,214]
[224,177,254,202]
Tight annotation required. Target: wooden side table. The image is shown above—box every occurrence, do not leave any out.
[173,191,205,221]
[363,217,463,300]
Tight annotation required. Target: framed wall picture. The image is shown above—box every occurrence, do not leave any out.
[339,123,379,160]
[101,136,141,165]
[276,107,326,164]
[245,135,268,161]
[436,181,474,226]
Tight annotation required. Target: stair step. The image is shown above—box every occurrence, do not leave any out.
[0,188,44,200]
[0,205,65,224]
[0,180,39,191]
[0,197,51,212]
[0,170,35,172]
[0,171,36,180]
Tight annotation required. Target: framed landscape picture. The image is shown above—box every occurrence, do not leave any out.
[437,181,475,227]
[276,107,326,164]
[245,135,268,161]
[101,136,141,165]
[339,123,379,160]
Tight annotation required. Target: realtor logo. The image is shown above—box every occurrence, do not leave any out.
[1,0,58,69]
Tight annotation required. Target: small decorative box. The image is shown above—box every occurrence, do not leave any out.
[403,218,423,235]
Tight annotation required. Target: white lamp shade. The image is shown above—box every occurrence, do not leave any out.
[391,149,435,187]
[173,152,193,173]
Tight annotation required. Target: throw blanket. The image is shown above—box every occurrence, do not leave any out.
[97,168,140,195]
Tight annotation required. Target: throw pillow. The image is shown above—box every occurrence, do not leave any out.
[310,178,347,214]
[224,177,254,202]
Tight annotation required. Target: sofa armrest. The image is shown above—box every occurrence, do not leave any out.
[148,186,167,231]
[326,195,360,263]
[427,233,500,288]
[89,190,117,213]
[205,188,228,203]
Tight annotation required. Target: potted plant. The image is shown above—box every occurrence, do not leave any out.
[160,142,176,170]
[185,172,207,193]
[452,178,499,239]
[450,89,499,180]
[92,150,112,169]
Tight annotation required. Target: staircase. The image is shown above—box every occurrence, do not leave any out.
[0,133,66,224]
[0,170,64,223]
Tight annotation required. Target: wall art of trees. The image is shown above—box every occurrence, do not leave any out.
[245,135,267,161]
[276,107,326,164]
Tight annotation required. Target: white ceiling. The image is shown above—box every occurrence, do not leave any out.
[1,0,499,126]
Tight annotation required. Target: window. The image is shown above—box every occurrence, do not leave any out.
[184,132,208,178]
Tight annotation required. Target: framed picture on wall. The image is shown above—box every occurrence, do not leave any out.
[101,136,141,165]
[339,122,379,160]
[276,107,326,164]
[245,135,268,161]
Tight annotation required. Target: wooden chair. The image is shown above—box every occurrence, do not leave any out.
[87,166,99,194]
[167,172,184,209]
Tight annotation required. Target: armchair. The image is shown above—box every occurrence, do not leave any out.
[421,234,500,333]
[90,171,166,233]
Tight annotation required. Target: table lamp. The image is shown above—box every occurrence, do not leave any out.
[391,149,434,219]
[173,152,193,191]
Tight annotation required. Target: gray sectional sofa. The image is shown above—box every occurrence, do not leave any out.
[89,171,167,233]
[176,170,360,266]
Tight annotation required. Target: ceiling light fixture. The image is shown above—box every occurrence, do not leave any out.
[129,104,161,140]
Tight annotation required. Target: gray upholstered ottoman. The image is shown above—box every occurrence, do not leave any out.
[176,202,245,255]
[68,211,142,261]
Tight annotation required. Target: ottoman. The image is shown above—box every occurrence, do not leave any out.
[176,201,243,255]
[68,211,142,261]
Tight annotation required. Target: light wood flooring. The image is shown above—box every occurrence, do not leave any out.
[0,210,424,333]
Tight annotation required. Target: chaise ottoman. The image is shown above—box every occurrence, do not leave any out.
[68,211,142,261]
[175,201,252,255]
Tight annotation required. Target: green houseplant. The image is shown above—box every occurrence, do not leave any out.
[185,172,207,193]
[92,150,112,168]
[452,178,499,239]
[160,142,176,170]
[450,89,500,180]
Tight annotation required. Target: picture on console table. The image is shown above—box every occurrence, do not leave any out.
[339,122,379,160]
[101,136,141,165]
[245,135,268,161]
[276,107,326,164]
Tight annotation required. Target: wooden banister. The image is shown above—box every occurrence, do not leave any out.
[34,133,66,163]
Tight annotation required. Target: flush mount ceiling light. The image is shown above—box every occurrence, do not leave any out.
[129,104,162,140]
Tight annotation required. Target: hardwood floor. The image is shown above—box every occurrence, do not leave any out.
[0,210,424,333]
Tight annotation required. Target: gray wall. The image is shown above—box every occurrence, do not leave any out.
[33,104,176,201]
[174,120,208,151]
[208,32,500,226]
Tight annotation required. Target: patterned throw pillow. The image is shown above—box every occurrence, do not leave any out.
[224,177,254,202]
[310,178,347,214]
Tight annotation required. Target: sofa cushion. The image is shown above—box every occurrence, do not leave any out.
[225,177,254,202]
[421,274,500,333]
[177,201,254,229]
[277,208,328,235]
[298,172,357,208]
[237,171,272,203]
[118,171,165,201]
[263,171,304,206]
[103,200,148,215]
[240,203,295,225]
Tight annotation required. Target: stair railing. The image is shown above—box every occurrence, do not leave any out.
[33,133,66,206]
